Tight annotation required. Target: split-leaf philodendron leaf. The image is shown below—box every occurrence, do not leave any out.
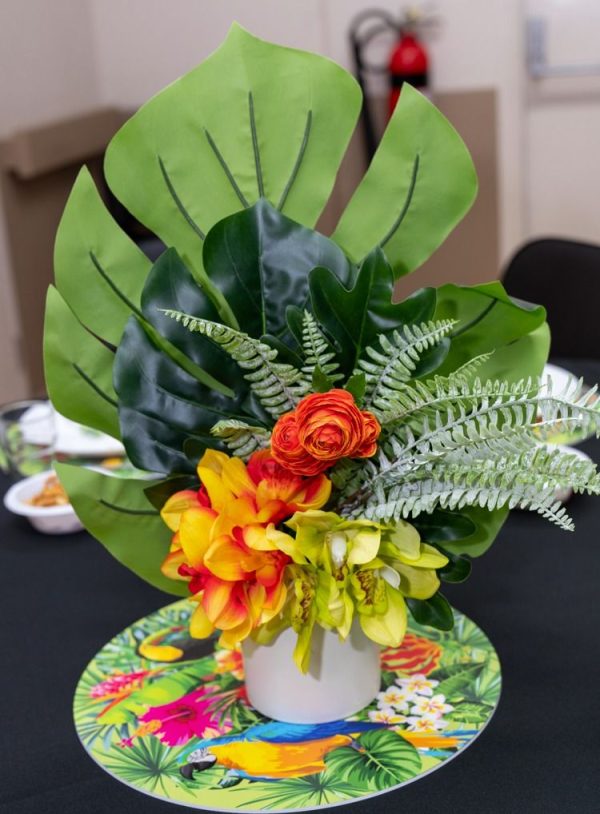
[55,463,187,596]
[43,24,552,594]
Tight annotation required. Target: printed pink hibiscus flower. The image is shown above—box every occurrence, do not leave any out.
[138,686,231,746]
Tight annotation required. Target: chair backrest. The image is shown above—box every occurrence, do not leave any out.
[502,238,600,358]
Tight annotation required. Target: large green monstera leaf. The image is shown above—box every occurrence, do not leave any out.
[43,24,549,591]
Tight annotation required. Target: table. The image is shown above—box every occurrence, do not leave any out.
[2,360,599,814]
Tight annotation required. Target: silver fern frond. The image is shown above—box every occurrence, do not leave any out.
[210,419,270,459]
[354,476,576,530]
[358,319,456,411]
[300,310,341,386]
[160,309,304,418]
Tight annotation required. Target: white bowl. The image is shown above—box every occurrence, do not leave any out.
[3,470,84,535]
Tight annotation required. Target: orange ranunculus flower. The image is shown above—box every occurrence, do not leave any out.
[269,414,330,476]
[271,389,381,476]
[380,633,443,676]
[158,448,331,647]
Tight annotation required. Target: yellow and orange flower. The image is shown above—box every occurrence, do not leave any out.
[271,390,381,476]
[159,449,331,648]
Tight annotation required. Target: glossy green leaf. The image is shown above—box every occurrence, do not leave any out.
[203,199,354,341]
[104,24,361,301]
[437,551,472,583]
[412,505,508,559]
[114,318,255,474]
[412,510,477,543]
[43,287,120,439]
[140,248,241,397]
[332,84,477,278]
[438,505,509,558]
[310,248,437,375]
[55,463,186,596]
[435,282,548,381]
[407,592,454,631]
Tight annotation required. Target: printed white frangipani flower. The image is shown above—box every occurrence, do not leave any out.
[396,673,439,697]
[376,687,413,711]
[368,707,407,725]
[406,714,449,732]
[410,693,454,718]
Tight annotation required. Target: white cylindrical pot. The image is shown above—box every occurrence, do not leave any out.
[242,624,381,724]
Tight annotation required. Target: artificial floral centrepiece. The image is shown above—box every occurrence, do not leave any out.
[45,25,600,684]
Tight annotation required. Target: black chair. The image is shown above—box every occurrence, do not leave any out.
[502,238,600,358]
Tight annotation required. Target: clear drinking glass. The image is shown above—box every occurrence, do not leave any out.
[0,400,57,479]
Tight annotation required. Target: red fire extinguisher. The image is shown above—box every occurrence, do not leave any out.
[388,27,429,116]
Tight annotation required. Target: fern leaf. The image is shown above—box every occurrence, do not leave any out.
[336,376,600,531]
[353,475,577,531]
[300,310,341,386]
[426,352,494,389]
[161,309,304,418]
[210,419,270,459]
[358,319,456,410]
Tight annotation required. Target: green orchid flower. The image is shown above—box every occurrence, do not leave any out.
[379,521,449,600]
[284,510,382,569]
[267,511,450,665]
[350,559,408,647]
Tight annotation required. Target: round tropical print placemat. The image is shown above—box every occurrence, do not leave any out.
[74,599,501,812]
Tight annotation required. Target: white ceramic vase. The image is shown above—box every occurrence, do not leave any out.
[242,623,381,724]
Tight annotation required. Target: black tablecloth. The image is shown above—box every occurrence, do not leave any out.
[2,360,600,814]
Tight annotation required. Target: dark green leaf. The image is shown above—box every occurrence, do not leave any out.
[286,304,305,345]
[140,248,240,395]
[203,199,354,341]
[325,729,421,790]
[412,509,477,543]
[438,551,472,583]
[414,505,509,560]
[344,372,366,403]
[310,247,436,374]
[114,318,253,474]
[407,592,454,631]
[440,505,509,558]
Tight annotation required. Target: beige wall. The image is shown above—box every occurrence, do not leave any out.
[0,0,100,401]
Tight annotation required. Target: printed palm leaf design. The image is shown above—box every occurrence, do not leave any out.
[325,729,421,791]
[101,738,187,795]
[248,767,365,809]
